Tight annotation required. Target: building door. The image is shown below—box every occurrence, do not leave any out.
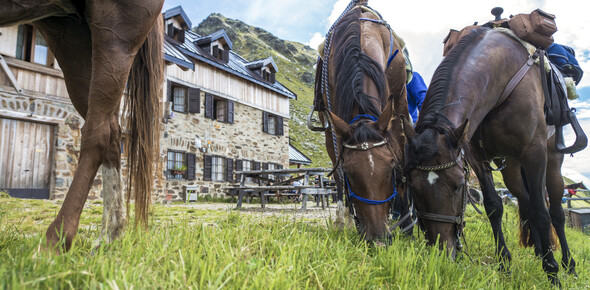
[0,118,54,199]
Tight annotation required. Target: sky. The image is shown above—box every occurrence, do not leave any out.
[162,0,590,184]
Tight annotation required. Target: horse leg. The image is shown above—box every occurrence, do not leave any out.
[520,145,560,285]
[35,18,126,249]
[45,1,160,251]
[501,160,543,256]
[474,165,512,272]
[546,135,576,275]
[96,114,126,246]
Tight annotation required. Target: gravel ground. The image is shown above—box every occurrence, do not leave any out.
[173,201,342,221]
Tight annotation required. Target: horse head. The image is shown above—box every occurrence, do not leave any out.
[404,116,470,258]
[330,96,402,244]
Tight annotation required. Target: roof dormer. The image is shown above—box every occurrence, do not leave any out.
[195,29,233,64]
[163,6,191,43]
[246,57,278,83]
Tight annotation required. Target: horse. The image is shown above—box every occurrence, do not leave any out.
[314,0,412,244]
[403,27,573,285]
[0,0,164,252]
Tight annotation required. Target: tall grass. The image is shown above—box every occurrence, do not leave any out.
[0,196,587,288]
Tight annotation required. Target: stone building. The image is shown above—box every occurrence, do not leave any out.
[160,6,295,201]
[0,6,296,202]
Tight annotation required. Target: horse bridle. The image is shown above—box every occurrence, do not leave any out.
[337,115,415,233]
[411,149,470,252]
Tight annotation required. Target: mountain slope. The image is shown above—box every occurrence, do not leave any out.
[194,13,331,167]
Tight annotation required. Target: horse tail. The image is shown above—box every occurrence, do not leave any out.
[517,167,559,248]
[518,207,534,247]
[124,15,163,228]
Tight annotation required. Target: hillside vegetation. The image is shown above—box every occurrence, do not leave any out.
[195,13,331,167]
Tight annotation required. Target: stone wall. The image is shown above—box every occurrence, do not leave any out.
[158,87,290,202]
[0,86,105,200]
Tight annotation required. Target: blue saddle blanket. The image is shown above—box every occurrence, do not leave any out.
[547,43,583,85]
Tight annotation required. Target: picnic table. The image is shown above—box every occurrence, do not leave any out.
[223,167,336,211]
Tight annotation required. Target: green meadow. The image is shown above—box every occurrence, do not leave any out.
[0,193,588,289]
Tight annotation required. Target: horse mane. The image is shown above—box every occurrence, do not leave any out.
[331,7,388,124]
[407,27,490,171]
[415,27,490,134]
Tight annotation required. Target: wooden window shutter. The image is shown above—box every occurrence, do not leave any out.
[222,50,230,63]
[204,93,214,119]
[188,88,200,113]
[270,73,276,83]
[262,112,269,133]
[227,100,234,123]
[213,45,220,58]
[187,153,196,180]
[167,24,175,38]
[176,29,185,43]
[277,116,284,135]
[253,161,261,170]
[262,163,269,179]
[236,160,243,182]
[203,155,212,181]
[167,80,173,102]
[226,158,234,182]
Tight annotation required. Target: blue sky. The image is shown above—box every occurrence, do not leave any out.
[162,0,590,184]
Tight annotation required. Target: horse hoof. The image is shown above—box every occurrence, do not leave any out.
[548,275,561,288]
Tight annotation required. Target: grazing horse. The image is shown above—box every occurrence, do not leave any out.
[403,27,571,284]
[314,0,411,243]
[0,0,164,251]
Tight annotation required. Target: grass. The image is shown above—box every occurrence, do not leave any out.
[0,194,588,289]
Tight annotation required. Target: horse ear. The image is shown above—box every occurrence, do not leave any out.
[328,112,351,140]
[451,119,470,146]
[376,95,395,134]
[401,115,416,140]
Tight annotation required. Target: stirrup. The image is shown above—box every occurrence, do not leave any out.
[556,109,587,154]
[307,106,329,131]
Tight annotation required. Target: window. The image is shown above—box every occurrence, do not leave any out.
[215,99,226,122]
[16,24,53,67]
[243,160,254,183]
[268,163,276,181]
[173,86,187,112]
[167,151,186,180]
[212,44,230,63]
[166,151,196,180]
[211,156,225,182]
[167,81,200,114]
[262,112,283,135]
[204,93,234,123]
[204,155,233,182]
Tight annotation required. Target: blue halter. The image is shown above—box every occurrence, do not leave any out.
[349,114,378,124]
[345,174,397,205]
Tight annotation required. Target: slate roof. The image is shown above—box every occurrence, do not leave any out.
[289,144,312,165]
[162,9,296,99]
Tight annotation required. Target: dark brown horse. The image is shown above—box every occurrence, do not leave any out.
[404,27,573,285]
[1,0,164,251]
[314,0,411,243]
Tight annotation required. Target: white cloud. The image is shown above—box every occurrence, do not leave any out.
[306,32,325,51]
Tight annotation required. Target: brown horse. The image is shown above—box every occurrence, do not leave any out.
[314,0,411,243]
[0,0,164,251]
[403,27,571,285]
